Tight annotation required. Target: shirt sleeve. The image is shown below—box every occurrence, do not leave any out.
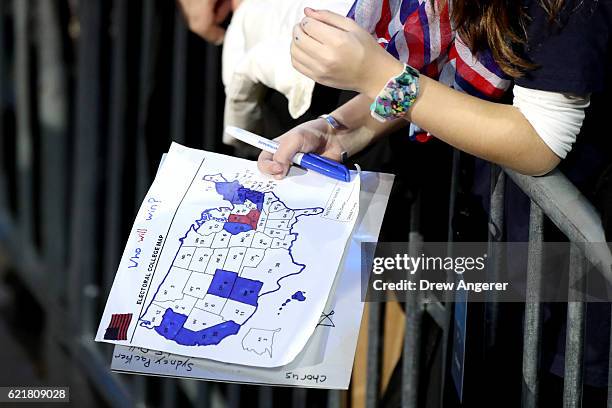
[515,0,612,94]
[512,85,590,158]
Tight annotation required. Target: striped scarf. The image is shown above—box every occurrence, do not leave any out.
[348,0,512,140]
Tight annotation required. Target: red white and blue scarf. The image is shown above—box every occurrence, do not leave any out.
[348,0,511,140]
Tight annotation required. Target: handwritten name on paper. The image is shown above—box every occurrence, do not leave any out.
[113,348,194,372]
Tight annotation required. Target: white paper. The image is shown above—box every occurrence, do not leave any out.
[110,170,394,389]
[96,143,361,367]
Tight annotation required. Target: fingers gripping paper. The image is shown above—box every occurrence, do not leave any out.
[96,143,360,367]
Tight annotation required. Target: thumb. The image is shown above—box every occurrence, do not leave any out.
[272,136,304,177]
[304,7,358,32]
[214,0,232,24]
[205,24,226,45]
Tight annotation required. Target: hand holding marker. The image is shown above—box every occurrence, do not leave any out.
[225,126,351,182]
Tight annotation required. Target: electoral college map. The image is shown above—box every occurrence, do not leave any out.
[96,143,360,367]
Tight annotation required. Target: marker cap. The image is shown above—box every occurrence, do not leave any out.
[300,153,351,182]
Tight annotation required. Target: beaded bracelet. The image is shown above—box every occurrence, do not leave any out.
[370,63,420,122]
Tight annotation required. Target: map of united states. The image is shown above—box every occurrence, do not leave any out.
[138,174,323,348]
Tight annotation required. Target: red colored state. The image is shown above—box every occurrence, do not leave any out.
[228,209,261,230]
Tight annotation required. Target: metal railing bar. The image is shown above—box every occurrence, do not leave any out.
[291,387,307,408]
[366,302,381,408]
[162,379,177,408]
[439,150,461,406]
[103,0,129,299]
[36,0,70,385]
[259,386,274,408]
[424,300,446,329]
[76,341,134,408]
[563,245,586,408]
[196,382,210,407]
[177,379,210,407]
[488,166,506,242]
[447,150,461,243]
[171,6,188,145]
[13,0,35,248]
[132,375,147,408]
[505,169,612,282]
[485,167,506,350]
[69,0,105,340]
[36,0,69,289]
[132,5,155,401]
[401,197,425,408]
[522,202,545,408]
[402,250,424,407]
[327,390,341,408]
[67,2,106,403]
[227,384,241,408]
[608,305,612,408]
[134,0,155,202]
[0,0,8,209]
[203,44,221,151]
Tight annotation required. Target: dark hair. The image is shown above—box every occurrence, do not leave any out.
[451,0,565,77]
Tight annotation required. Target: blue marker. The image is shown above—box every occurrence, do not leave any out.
[225,126,351,182]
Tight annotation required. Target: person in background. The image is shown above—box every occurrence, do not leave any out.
[254,0,611,406]
[220,0,353,153]
[257,2,609,178]
[178,0,354,156]
[178,0,242,45]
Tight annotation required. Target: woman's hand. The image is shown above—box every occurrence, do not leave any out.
[291,8,403,98]
[177,0,241,44]
[257,93,409,180]
[257,118,346,179]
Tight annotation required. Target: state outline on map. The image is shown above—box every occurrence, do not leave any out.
[241,327,281,358]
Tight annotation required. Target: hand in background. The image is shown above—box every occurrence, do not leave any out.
[291,8,403,98]
[177,0,241,44]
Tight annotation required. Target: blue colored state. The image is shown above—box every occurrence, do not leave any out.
[207,269,237,298]
[223,222,253,235]
[229,277,263,306]
[155,308,240,345]
[244,189,264,211]
[173,320,240,346]
[291,291,306,301]
[215,181,243,204]
[214,181,264,210]
[207,269,263,306]
[154,308,188,339]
